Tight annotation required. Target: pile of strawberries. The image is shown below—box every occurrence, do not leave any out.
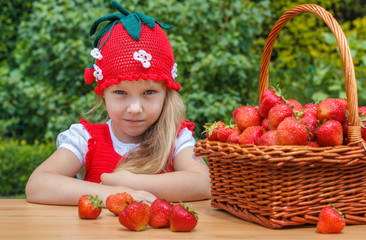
[205,88,366,147]
[78,193,198,232]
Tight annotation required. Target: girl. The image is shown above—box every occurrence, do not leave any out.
[25,1,211,206]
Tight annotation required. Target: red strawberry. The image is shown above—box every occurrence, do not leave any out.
[204,121,226,141]
[261,118,270,131]
[106,192,134,216]
[257,130,280,146]
[233,106,262,131]
[267,104,295,130]
[306,141,320,147]
[303,103,318,118]
[78,194,103,219]
[227,127,241,143]
[317,98,346,123]
[238,126,264,145]
[317,205,346,234]
[217,126,235,142]
[299,115,318,141]
[316,120,343,146]
[277,117,308,145]
[336,98,348,109]
[286,99,303,112]
[149,199,173,228]
[258,89,286,118]
[359,106,366,116]
[119,201,151,231]
[170,202,198,232]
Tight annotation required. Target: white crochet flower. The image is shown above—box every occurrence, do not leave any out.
[171,63,178,79]
[133,50,151,68]
[93,64,103,81]
[90,48,103,60]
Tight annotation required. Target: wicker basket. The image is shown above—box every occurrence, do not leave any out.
[194,4,366,229]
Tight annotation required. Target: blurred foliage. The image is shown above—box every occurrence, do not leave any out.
[0,139,55,196]
[1,0,366,143]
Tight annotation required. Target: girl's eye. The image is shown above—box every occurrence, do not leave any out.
[144,90,155,95]
[115,90,126,95]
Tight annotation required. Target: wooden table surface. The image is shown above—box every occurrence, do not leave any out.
[0,199,365,239]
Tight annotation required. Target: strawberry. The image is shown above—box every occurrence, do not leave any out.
[316,120,343,146]
[78,194,103,219]
[149,199,173,228]
[257,130,280,146]
[306,141,320,147]
[119,201,151,231]
[258,89,286,118]
[286,99,303,112]
[233,106,262,131]
[238,126,264,145]
[303,103,318,118]
[336,98,348,109]
[261,118,270,131]
[226,127,241,144]
[277,117,308,145]
[217,126,235,142]
[106,192,134,216]
[359,106,366,116]
[203,121,226,141]
[299,115,318,141]
[170,202,198,232]
[267,104,295,130]
[317,205,346,234]
[317,98,346,123]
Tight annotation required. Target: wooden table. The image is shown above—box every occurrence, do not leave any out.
[0,199,365,239]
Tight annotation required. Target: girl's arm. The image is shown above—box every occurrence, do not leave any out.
[101,146,211,202]
[25,148,156,206]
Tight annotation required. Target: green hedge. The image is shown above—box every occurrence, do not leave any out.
[0,139,55,196]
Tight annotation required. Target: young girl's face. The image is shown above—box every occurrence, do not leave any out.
[102,79,166,143]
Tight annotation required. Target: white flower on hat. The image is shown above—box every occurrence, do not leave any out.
[133,50,151,68]
[93,64,103,81]
[90,48,103,60]
[171,63,178,79]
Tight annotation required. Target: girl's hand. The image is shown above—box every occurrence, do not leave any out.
[100,170,134,186]
[129,189,157,205]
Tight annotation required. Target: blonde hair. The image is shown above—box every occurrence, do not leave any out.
[88,88,186,174]
[115,89,186,174]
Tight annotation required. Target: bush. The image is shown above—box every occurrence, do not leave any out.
[0,139,55,196]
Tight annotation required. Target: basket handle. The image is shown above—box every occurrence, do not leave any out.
[259,4,362,145]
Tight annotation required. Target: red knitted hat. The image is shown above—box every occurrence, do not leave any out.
[84,1,180,94]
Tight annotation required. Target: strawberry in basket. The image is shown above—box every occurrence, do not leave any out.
[206,87,366,147]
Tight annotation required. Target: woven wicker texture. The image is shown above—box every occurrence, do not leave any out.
[194,4,366,228]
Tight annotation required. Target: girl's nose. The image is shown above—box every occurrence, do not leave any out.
[127,100,143,114]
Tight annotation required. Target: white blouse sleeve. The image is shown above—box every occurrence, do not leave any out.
[56,123,91,166]
[173,128,196,158]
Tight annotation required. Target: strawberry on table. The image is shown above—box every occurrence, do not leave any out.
[106,192,134,216]
[119,201,151,231]
[317,205,346,234]
[78,194,103,219]
[170,202,198,232]
[149,199,173,228]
